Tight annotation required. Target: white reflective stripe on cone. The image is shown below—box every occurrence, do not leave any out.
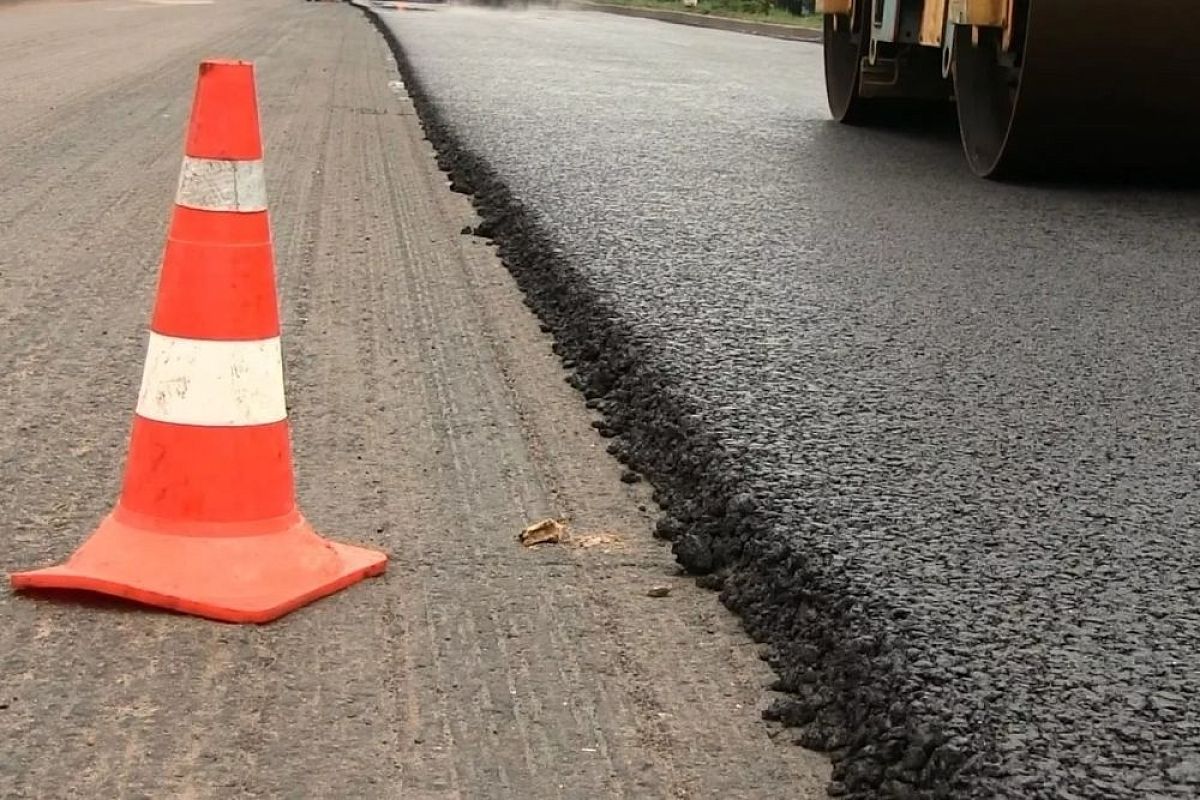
[175,156,268,213]
[136,333,287,427]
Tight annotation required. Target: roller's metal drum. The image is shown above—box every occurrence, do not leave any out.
[955,1,1200,179]
[825,2,871,123]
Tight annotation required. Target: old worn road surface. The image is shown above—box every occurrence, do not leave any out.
[372,5,1200,800]
[0,1,828,798]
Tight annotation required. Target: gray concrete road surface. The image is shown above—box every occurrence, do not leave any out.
[372,5,1200,799]
[0,1,828,797]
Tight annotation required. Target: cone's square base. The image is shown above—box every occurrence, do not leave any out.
[10,508,388,624]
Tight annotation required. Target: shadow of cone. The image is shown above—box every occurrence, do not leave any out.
[9,60,388,624]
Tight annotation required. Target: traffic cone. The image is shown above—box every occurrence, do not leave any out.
[9,60,388,623]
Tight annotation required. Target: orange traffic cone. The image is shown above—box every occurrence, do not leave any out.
[10,60,388,623]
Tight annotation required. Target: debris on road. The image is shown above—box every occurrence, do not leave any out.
[647,585,671,598]
[519,521,625,551]
[573,531,623,549]
[518,517,568,546]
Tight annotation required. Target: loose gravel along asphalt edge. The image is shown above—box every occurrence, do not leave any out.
[356,4,995,797]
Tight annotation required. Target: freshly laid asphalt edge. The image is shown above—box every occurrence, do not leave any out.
[571,1,822,42]
[354,4,994,798]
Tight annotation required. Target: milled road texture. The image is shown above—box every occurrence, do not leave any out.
[371,5,1200,799]
[0,1,830,797]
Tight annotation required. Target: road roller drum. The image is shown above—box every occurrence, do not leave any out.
[820,0,1200,179]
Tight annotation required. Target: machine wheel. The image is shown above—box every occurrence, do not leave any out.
[953,0,1200,180]
[952,19,1021,178]
[824,1,872,124]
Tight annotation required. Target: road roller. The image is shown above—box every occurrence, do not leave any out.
[817,1,1200,179]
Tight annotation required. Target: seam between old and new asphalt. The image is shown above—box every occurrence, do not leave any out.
[352,4,990,799]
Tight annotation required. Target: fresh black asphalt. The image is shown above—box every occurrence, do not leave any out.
[372,5,1200,797]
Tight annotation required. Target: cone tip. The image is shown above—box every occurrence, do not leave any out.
[199,59,254,73]
[186,57,263,161]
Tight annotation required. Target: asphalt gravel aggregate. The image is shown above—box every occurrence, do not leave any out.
[370,6,1200,798]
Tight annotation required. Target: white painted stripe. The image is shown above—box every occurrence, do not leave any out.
[175,156,267,213]
[136,333,287,427]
